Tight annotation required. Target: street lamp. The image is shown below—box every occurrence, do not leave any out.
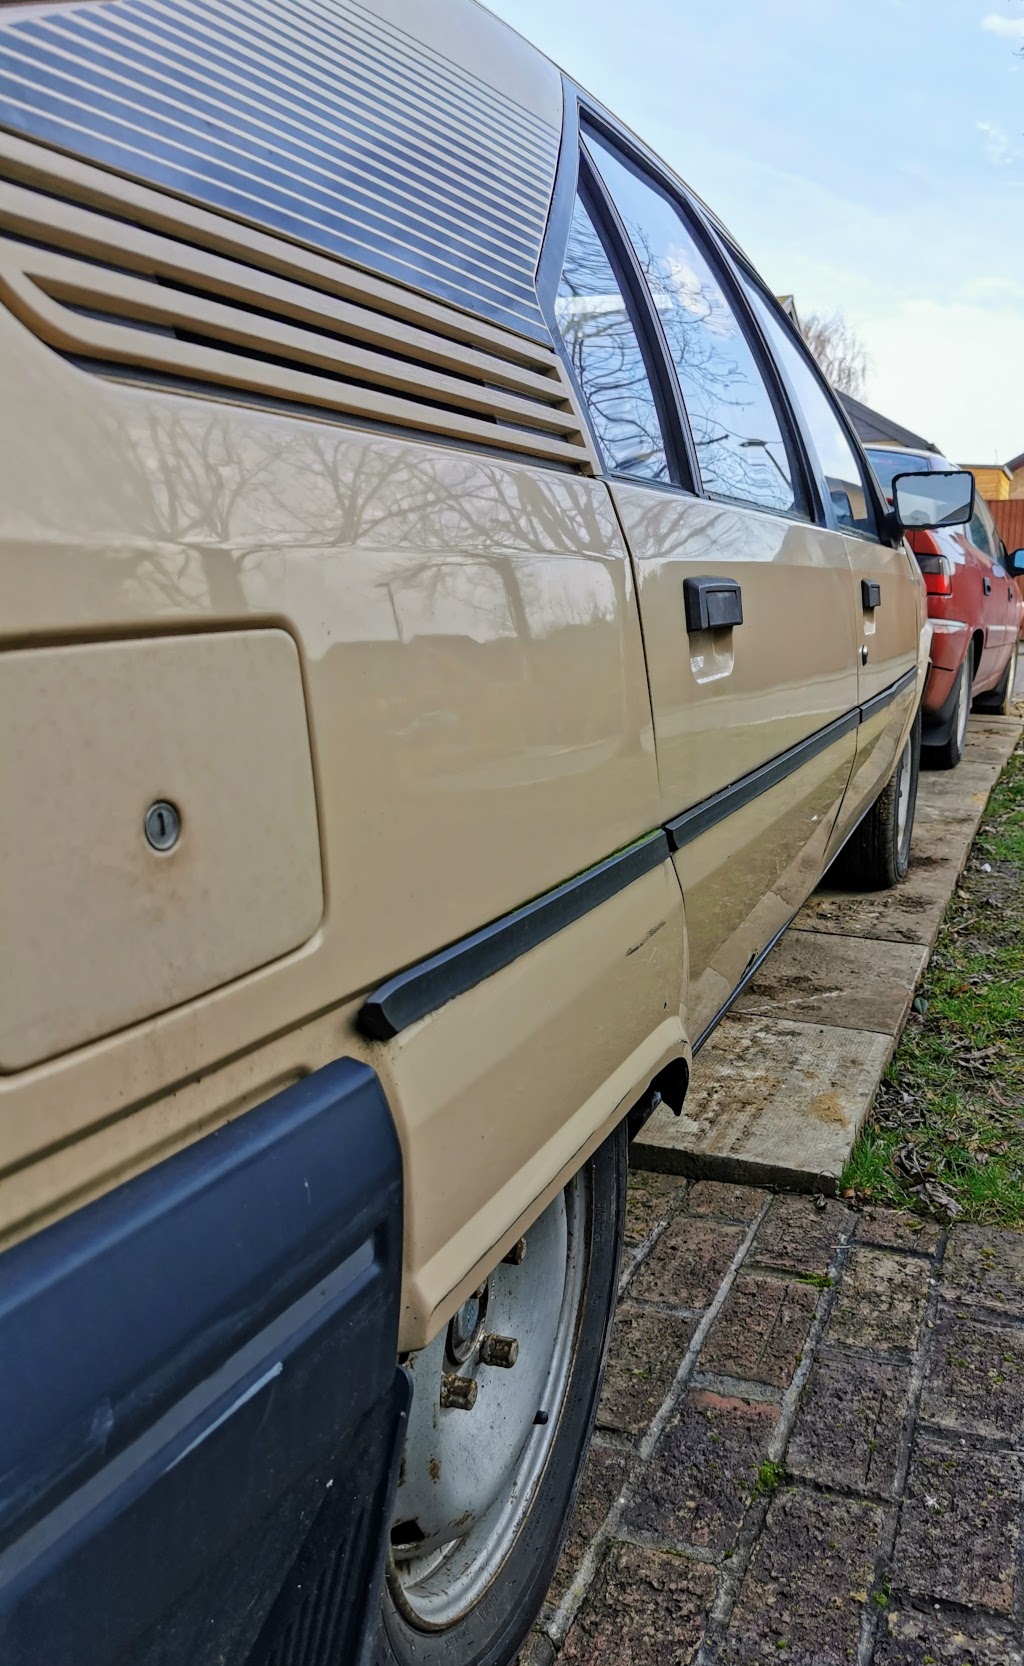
[738,436,789,486]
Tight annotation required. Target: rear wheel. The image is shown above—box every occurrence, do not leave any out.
[831,708,921,891]
[374,1123,626,1666]
[924,656,970,771]
[974,634,1019,718]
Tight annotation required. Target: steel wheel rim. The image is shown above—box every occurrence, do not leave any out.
[388,1174,588,1630]
[896,735,913,850]
[955,661,970,751]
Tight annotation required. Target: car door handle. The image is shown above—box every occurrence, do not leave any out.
[683,575,743,633]
[861,579,882,610]
[983,577,992,595]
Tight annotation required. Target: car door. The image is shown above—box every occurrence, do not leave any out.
[552,128,862,1043]
[964,497,1015,685]
[735,281,922,821]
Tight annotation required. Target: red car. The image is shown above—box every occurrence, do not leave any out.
[866,444,1023,767]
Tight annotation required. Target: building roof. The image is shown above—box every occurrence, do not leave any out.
[961,463,1012,479]
[776,295,801,332]
[1007,451,1024,472]
[839,394,940,454]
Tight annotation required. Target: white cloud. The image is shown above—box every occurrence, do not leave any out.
[982,12,1024,37]
[859,298,1024,462]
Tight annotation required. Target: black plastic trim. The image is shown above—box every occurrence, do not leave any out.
[684,574,744,633]
[534,77,583,328]
[358,832,670,1040]
[0,1061,405,1666]
[859,665,917,724]
[862,579,882,611]
[692,910,798,1056]
[666,707,861,851]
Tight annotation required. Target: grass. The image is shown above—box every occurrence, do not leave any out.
[841,739,1024,1228]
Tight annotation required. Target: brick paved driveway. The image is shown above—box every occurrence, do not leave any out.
[523,1175,1024,1666]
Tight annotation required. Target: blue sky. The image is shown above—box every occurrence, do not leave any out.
[487,0,1024,463]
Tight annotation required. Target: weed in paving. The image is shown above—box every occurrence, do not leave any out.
[842,741,1024,1228]
[752,1460,784,1499]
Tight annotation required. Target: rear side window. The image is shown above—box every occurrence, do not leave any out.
[967,500,996,559]
[554,194,670,484]
[585,133,801,517]
[865,450,933,494]
[742,279,878,539]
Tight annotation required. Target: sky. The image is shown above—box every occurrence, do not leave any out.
[486,0,1024,464]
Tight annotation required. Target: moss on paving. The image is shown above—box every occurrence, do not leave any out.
[842,740,1024,1229]
[753,1460,784,1499]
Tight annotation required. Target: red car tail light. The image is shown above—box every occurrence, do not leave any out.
[915,550,953,597]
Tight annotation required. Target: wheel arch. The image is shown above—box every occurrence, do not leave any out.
[971,629,985,679]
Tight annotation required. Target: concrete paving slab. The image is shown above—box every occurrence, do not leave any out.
[794,868,954,949]
[732,928,926,1034]
[632,1014,892,1191]
[797,824,980,948]
[633,715,1021,1191]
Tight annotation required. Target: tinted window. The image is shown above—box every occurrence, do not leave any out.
[742,279,877,538]
[555,193,670,483]
[967,500,995,558]
[865,450,934,493]
[586,134,800,516]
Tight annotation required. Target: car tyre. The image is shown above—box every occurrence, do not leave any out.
[973,634,1019,718]
[372,1121,627,1666]
[831,707,921,890]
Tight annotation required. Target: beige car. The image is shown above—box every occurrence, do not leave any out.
[0,4,972,1664]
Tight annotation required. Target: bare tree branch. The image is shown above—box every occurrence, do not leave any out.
[799,310,870,398]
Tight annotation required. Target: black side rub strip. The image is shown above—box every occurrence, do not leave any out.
[859,665,917,724]
[358,667,918,1039]
[666,708,860,851]
[668,666,917,851]
[358,832,670,1041]
[692,910,797,1056]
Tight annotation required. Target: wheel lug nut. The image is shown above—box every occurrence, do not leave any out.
[440,1371,477,1411]
[479,1334,519,1368]
[503,1238,527,1265]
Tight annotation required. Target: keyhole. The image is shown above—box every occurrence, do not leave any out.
[144,800,181,852]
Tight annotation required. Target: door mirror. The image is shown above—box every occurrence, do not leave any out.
[892,469,975,531]
[1007,548,1024,576]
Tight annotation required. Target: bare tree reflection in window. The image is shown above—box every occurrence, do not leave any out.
[585,136,799,517]
[555,195,669,484]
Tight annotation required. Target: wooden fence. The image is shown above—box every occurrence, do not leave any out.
[988,499,1024,555]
